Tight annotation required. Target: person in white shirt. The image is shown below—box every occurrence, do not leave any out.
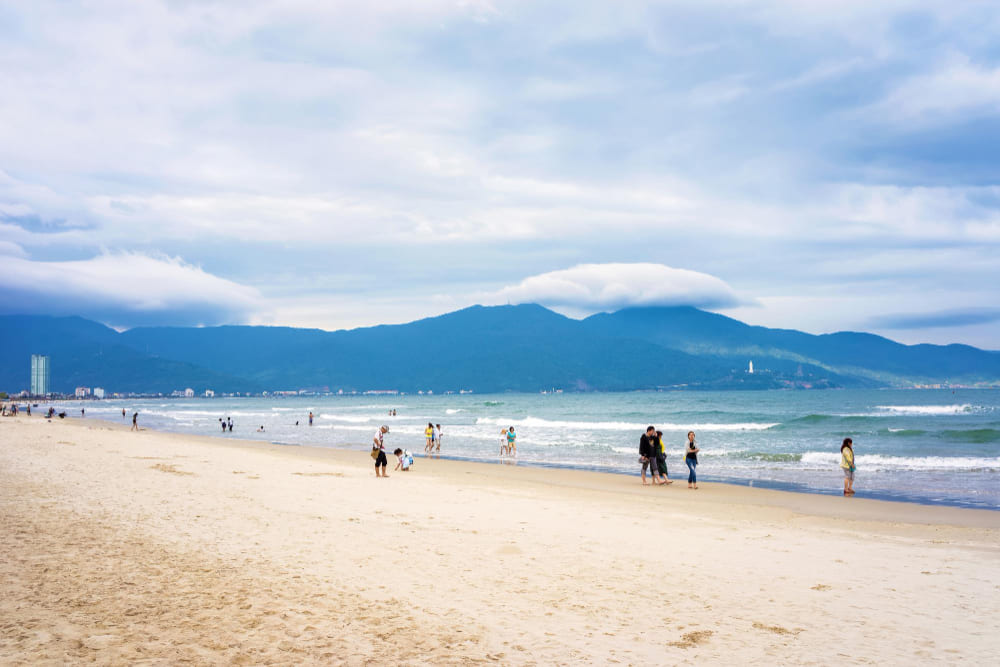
[434,424,443,452]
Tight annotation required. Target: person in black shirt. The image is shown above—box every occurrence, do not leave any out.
[639,426,663,485]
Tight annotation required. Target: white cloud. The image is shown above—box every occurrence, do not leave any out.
[490,263,744,313]
[0,252,260,326]
[866,58,1000,126]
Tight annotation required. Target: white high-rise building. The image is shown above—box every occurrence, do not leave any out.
[30,354,50,396]
[93,387,105,399]
[184,388,195,397]
[748,360,754,374]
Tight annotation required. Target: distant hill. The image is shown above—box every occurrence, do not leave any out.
[2,305,998,394]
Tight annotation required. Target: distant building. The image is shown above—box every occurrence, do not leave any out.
[204,389,215,398]
[184,388,195,398]
[93,387,105,399]
[748,360,754,374]
[75,387,91,398]
[30,354,50,396]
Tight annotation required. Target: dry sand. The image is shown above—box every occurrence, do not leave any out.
[2,415,999,665]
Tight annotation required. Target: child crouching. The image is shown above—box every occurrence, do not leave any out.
[394,448,414,471]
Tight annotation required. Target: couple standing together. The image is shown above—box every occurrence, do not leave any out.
[639,426,700,488]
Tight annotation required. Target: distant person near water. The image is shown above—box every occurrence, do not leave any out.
[131,412,138,431]
[425,423,434,453]
[228,417,233,432]
[507,426,517,456]
[122,408,126,419]
[81,408,85,417]
[373,425,390,477]
[435,424,443,452]
[309,411,313,426]
[841,438,856,496]
[685,431,699,489]
[220,418,227,432]
[499,429,509,456]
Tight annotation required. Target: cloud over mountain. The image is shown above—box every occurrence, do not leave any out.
[492,263,743,313]
[0,252,259,328]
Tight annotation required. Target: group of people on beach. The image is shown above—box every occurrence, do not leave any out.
[499,426,517,457]
[424,423,443,453]
[371,424,413,478]
[638,426,700,488]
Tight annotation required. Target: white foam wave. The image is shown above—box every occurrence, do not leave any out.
[445,408,464,415]
[319,414,373,423]
[875,404,976,416]
[474,416,777,431]
[800,452,1000,471]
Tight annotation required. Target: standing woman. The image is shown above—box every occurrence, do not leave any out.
[840,438,855,496]
[685,431,699,489]
[424,423,434,453]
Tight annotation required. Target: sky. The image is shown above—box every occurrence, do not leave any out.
[1,1,999,349]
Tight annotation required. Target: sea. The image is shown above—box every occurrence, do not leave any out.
[54,388,1000,510]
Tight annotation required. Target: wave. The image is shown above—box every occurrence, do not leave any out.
[880,428,926,437]
[789,414,835,424]
[799,452,1000,471]
[940,428,1000,444]
[875,404,977,416]
[483,401,504,406]
[732,452,804,463]
[473,416,777,431]
[445,408,464,415]
[319,414,373,423]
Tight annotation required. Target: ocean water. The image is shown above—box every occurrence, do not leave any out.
[55,389,1000,509]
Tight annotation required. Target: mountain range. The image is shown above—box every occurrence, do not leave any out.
[2,305,998,394]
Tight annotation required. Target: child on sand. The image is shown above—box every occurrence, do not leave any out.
[840,438,855,496]
[393,448,413,471]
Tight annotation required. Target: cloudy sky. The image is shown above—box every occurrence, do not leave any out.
[1,1,999,348]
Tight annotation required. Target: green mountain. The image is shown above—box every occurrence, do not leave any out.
[1,305,997,394]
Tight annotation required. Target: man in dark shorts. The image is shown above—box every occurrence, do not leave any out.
[373,425,390,478]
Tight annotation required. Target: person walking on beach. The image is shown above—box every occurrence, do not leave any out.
[639,426,661,485]
[228,417,233,432]
[685,431,699,489]
[499,428,509,457]
[655,430,672,484]
[131,412,138,431]
[840,438,856,496]
[122,408,126,419]
[507,426,517,456]
[374,425,390,477]
[425,423,434,453]
[435,424,443,452]
[309,411,313,426]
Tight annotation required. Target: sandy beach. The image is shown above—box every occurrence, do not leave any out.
[2,416,998,665]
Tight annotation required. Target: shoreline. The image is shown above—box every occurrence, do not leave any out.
[3,414,999,663]
[35,411,1000,513]
[13,413,1000,528]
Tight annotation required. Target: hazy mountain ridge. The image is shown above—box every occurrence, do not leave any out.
[1,305,997,394]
